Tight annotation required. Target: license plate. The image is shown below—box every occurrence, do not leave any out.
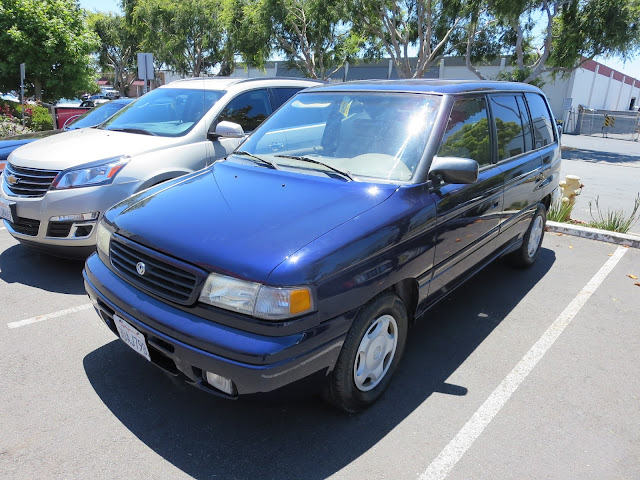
[0,198,14,224]
[114,315,151,361]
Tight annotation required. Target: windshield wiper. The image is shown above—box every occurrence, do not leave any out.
[106,127,156,136]
[274,154,353,181]
[233,151,279,170]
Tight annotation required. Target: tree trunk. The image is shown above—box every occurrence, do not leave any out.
[34,79,43,101]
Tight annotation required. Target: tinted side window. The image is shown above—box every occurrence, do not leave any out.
[438,97,491,167]
[271,87,304,109]
[218,89,271,133]
[525,93,555,148]
[490,95,526,160]
[515,95,533,152]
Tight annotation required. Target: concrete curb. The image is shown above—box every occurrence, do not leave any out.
[547,221,640,249]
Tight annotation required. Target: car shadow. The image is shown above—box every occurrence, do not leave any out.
[0,244,86,294]
[83,248,556,479]
[562,148,640,165]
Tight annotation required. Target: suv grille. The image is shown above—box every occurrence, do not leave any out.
[110,235,203,305]
[4,163,60,197]
[8,216,40,236]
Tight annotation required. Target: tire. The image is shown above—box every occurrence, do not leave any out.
[509,203,546,268]
[323,291,408,413]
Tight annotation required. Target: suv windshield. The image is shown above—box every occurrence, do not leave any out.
[66,101,131,130]
[237,92,441,182]
[101,88,223,137]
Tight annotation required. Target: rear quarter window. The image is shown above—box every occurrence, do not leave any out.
[525,93,555,148]
[271,88,304,109]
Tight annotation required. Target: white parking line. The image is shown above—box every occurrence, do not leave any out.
[0,226,6,231]
[419,245,628,480]
[8,303,93,329]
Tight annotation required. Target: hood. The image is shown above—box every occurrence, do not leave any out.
[7,128,178,170]
[111,161,398,283]
[0,130,61,160]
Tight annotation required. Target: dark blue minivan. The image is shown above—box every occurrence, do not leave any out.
[83,80,560,412]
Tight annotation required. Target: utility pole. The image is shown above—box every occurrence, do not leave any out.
[20,63,25,127]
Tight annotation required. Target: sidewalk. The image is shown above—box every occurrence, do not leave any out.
[560,134,640,234]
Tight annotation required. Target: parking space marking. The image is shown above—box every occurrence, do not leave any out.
[8,303,93,329]
[419,246,628,480]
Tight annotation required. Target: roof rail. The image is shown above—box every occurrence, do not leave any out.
[230,76,325,85]
[170,76,324,86]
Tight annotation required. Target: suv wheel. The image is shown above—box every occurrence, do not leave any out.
[323,291,408,413]
[509,203,546,268]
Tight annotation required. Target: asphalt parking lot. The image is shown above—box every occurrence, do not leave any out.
[1,225,639,480]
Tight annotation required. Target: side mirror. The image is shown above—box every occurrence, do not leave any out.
[429,156,479,184]
[208,121,245,141]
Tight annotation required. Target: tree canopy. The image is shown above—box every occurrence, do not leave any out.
[462,0,640,84]
[0,0,99,101]
[88,11,139,95]
[350,0,469,78]
[260,0,365,79]
[132,0,227,77]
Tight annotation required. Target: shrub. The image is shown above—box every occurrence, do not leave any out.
[0,118,31,137]
[548,200,574,222]
[29,105,53,131]
[588,194,640,234]
[13,103,53,131]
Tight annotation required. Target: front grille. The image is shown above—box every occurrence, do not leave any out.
[8,216,40,236]
[110,236,201,305]
[4,163,60,197]
[47,221,73,238]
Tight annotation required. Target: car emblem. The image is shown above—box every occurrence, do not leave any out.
[6,174,19,186]
[136,262,146,276]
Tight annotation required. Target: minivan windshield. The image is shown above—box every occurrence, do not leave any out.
[101,88,223,137]
[236,92,441,182]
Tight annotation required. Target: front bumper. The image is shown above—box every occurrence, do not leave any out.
[1,179,140,252]
[83,253,351,397]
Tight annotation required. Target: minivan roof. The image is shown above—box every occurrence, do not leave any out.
[307,79,544,95]
[162,76,323,90]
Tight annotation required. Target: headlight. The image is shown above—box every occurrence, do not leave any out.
[96,220,112,256]
[52,155,129,190]
[199,273,314,320]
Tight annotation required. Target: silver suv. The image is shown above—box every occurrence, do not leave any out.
[0,77,321,257]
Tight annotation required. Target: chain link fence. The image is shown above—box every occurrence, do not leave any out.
[563,107,640,141]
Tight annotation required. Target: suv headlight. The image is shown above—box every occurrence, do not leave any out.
[96,220,112,257]
[199,273,314,320]
[52,155,129,190]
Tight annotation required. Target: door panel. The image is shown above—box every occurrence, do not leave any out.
[427,94,502,299]
[491,93,543,248]
[429,167,503,298]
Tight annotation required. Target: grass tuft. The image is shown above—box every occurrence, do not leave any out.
[587,194,640,234]
[548,200,574,222]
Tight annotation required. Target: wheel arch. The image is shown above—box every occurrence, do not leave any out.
[391,278,419,325]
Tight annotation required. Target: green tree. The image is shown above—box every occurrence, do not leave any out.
[260,0,364,79]
[464,0,640,84]
[0,0,99,101]
[350,0,469,78]
[220,0,272,75]
[439,117,491,163]
[133,0,226,77]
[88,12,139,96]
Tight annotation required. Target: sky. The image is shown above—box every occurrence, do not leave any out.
[78,0,640,80]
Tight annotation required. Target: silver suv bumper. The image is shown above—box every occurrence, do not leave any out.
[1,179,140,252]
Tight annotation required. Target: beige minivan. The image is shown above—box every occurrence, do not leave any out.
[0,77,320,257]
